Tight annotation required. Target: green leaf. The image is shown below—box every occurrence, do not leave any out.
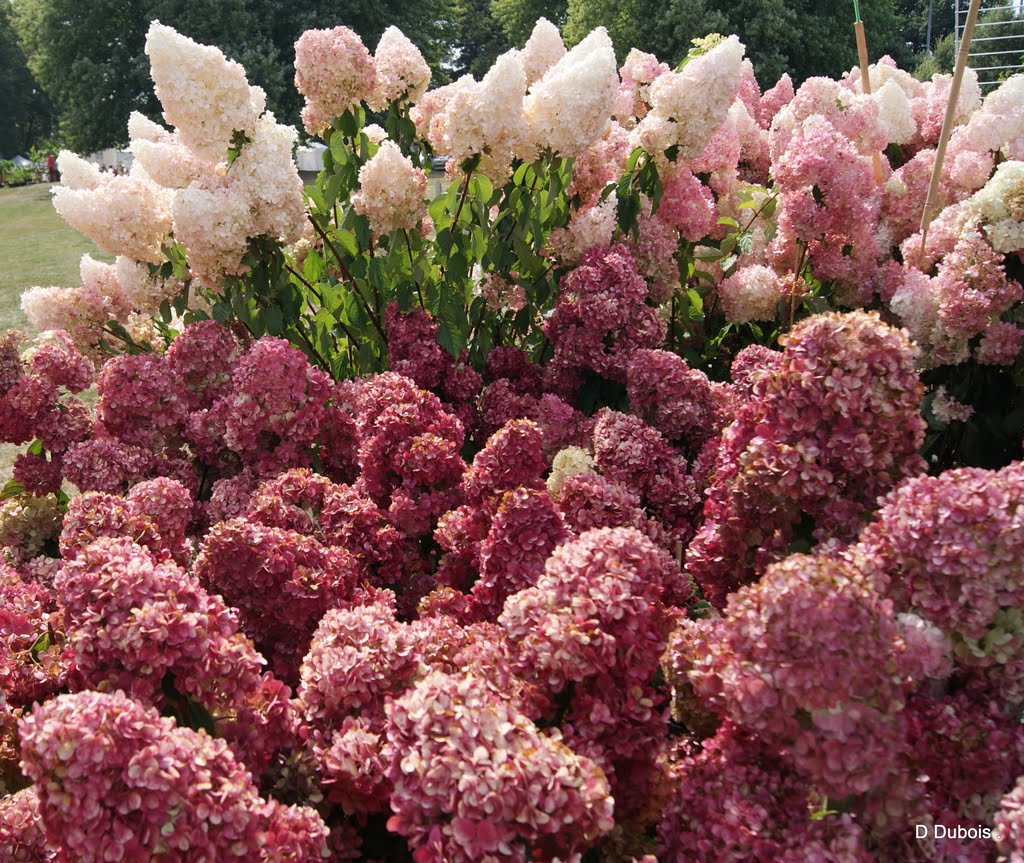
[437,320,466,358]
[263,306,283,336]
[30,631,51,663]
[0,479,25,500]
[305,183,326,213]
[687,289,703,314]
[695,248,725,262]
[335,230,359,258]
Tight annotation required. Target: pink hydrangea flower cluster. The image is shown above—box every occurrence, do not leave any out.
[857,462,1024,704]
[188,335,334,476]
[384,670,614,862]
[679,552,947,797]
[19,690,329,863]
[294,26,376,135]
[687,311,926,605]
[500,527,689,816]
[56,537,292,773]
[769,115,883,303]
[296,596,420,813]
[0,788,53,863]
[59,478,193,565]
[351,141,428,236]
[616,48,670,126]
[996,774,1024,863]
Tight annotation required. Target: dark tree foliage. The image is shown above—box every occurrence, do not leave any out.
[11,0,458,151]
[0,1,53,155]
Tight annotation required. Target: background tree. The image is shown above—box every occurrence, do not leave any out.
[0,1,53,155]
[450,0,511,77]
[11,0,458,152]
[506,0,911,86]
[491,0,566,45]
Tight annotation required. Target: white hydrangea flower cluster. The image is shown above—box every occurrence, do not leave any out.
[368,26,431,112]
[0,493,62,566]
[172,175,256,286]
[351,141,428,236]
[955,73,1022,159]
[145,21,267,162]
[422,50,528,179]
[229,113,307,243]
[717,264,785,324]
[546,446,597,495]
[547,197,617,265]
[632,35,745,160]
[523,28,618,158]
[971,160,1024,254]
[114,256,182,314]
[128,111,206,190]
[873,80,916,146]
[48,23,306,292]
[520,18,566,87]
[51,151,174,264]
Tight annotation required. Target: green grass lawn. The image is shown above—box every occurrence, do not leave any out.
[0,182,108,483]
[0,183,110,333]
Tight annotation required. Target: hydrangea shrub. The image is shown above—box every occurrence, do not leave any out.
[1,15,1024,863]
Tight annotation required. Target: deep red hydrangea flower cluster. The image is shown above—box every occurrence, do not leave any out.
[0,564,67,710]
[687,311,926,605]
[0,331,94,496]
[658,722,871,863]
[385,303,482,431]
[434,419,566,615]
[543,244,665,394]
[591,409,700,545]
[349,372,466,536]
[194,518,361,682]
[626,349,715,452]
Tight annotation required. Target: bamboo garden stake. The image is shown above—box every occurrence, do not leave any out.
[853,0,885,184]
[919,0,982,259]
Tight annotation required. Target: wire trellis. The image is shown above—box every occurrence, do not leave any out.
[955,0,1024,88]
